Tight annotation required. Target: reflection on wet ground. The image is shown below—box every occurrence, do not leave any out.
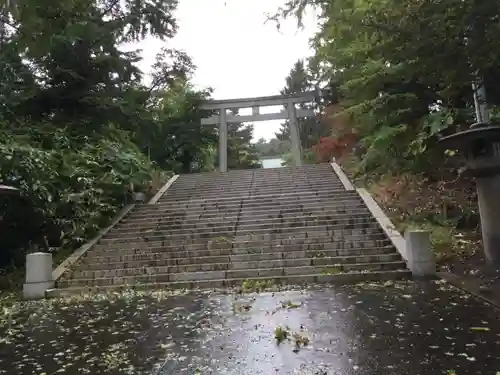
[1,280,499,374]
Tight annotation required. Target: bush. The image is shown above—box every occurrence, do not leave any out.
[0,130,159,268]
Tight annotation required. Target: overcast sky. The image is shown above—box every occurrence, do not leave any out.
[134,0,318,141]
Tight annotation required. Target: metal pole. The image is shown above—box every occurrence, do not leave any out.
[287,100,303,166]
[472,80,491,124]
[219,108,228,172]
[465,32,491,125]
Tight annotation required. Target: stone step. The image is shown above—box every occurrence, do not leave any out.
[169,180,340,190]
[155,196,360,212]
[166,185,345,195]
[99,223,385,244]
[109,216,378,236]
[75,252,402,272]
[174,170,337,181]
[158,191,350,206]
[131,199,367,216]
[172,170,336,182]
[161,182,357,200]
[69,256,406,279]
[176,176,337,184]
[160,184,348,201]
[121,209,372,228]
[81,246,401,270]
[48,269,411,297]
[91,235,392,253]
[175,169,333,179]
[181,163,330,172]
[119,207,372,226]
[57,262,406,288]
[176,167,334,177]
[124,202,370,221]
[86,244,397,262]
[139,200,365,217]
[168,175,342,185]
[167,179,342,189]
[138,190,361,211]
[114,213,376,232]
[112,219,378,236]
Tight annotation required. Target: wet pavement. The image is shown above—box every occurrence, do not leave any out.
[1,280,500,374]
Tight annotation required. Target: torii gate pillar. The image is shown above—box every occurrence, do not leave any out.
[218,108,228,173]
[287,99,303,167]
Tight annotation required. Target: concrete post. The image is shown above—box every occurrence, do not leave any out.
[23,252,54,300]
[405,230,435,277]
[219,107,228,173]
[476,175,500,264]
[287,100,303,167]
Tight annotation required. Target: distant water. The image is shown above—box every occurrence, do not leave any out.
[261,158,284,169]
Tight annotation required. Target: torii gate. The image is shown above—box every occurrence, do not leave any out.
[200,91,319,173]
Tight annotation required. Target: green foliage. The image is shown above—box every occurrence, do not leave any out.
[0,0,219,279]
[141,82,217,174]
[226,123,262,170]
[356,109,460,175]
[272,0,500,176]
[275,59,330,150]
[0,130,158,266]
[254,137,291,158]
[281,150,317,167]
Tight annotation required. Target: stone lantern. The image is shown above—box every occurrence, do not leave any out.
[439,122,500,265]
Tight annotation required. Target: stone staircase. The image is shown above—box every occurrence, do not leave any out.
[53,164,410,294]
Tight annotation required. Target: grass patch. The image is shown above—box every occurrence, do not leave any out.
[274,326,290,344]
[240,279,276,293]
[281,300,302,309]
[320,266,343,275]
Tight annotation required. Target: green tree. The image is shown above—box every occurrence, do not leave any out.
[226,122,262,170]
[254,137,291,158]
[275,59,329,149]
[273,0,500,175]
[146,80,217,174]
[0,0,218,275]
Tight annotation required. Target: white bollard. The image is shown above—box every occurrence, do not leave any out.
[23,252,54,300]
[405,230,436,277]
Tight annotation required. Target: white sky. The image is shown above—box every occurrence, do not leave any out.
[133,0,318,140]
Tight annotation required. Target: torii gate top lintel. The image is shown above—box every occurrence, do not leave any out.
[200,91,318,111]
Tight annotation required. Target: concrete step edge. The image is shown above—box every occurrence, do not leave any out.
[58,266,410,285]
[138,198,363,213]
[172,174,340,183]
[124,205,370,220]
[112,220,378,233]
[143,191,360,208]
[173,175,335,182]
[115,214,376,229]
[120,209,373,224]
[71,261,408,279]
[93,234,392,251]
[51,269,411,294]
[99,226,386,243]
[106,222,382,238]
[72,256,405,276]
[86,244,396,259]
[157,186,350,202]
[136,201,364,215]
